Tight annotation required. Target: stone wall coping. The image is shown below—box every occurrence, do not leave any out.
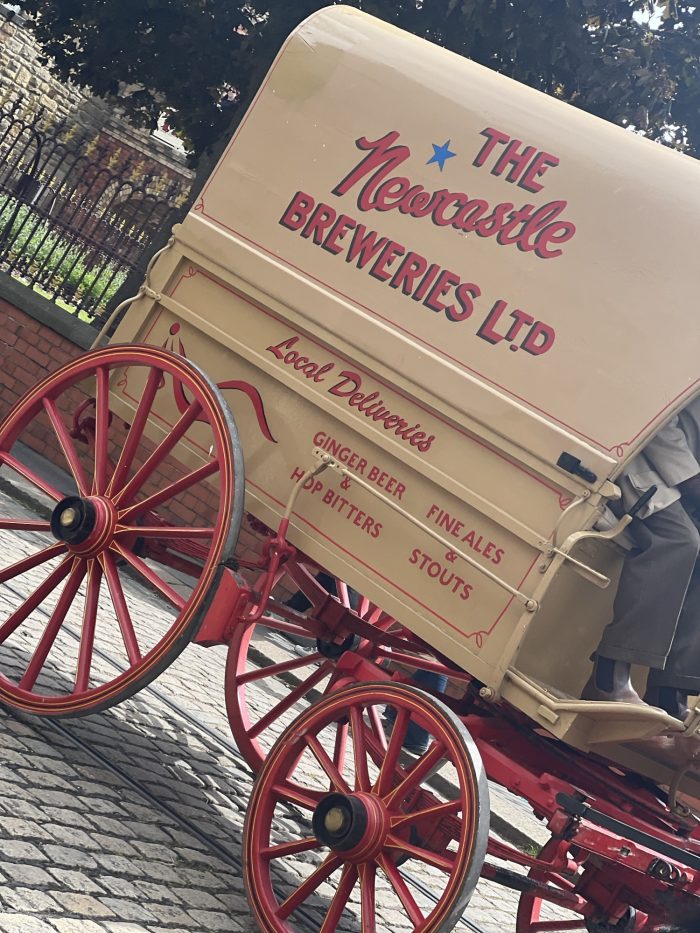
[0,271,95,349]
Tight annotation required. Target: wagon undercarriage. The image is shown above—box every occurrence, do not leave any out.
[0,346,698,932]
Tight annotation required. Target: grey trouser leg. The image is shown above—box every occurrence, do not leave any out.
[647,529,700,692]
[597,501,700,671]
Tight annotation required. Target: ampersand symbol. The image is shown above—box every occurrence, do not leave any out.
[445,550,458,563]
[341,476,351,491]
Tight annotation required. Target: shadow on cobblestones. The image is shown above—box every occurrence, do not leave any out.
[0,641,362,931]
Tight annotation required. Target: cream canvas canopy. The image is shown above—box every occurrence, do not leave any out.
[111,6,700,772]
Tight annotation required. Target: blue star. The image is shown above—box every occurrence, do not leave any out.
[427,140,456,172]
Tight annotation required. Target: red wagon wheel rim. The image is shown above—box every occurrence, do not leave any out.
[0,344,243,715]
[225,567,436,774]
[243,681,489,933]
[516,838,587,932]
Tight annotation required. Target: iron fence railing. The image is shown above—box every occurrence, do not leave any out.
[0,99,190,325]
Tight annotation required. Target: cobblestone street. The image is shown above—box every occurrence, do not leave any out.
[0,477,578,933]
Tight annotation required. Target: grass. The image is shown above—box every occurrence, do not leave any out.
[0,195,129,322]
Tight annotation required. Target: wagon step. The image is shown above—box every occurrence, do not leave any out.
[556,792,700,872]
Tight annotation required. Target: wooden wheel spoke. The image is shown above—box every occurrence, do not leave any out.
[384,741,446,807]
[0,519,51,532]
[378,853,425,927]
[260,837,319,860]
[367,703,388,753]
[237,652,325,686]
[248,663,332,739]
[115,525,215,540]
[320,862,358,932]
[107,365,162,496]
[0,555,73,644]
[42,398,89,495]
[358,862,377,933]
[110,543,186,611]
[272,782,326,811]
[119,459,219,523]
[277,853,342,920]
[333,721,349,780]
[113,399,204,508]
[92,365,111,495]
[385,831,456,872]
[375,707,410,797]
[0,452,65,501]
[350,706,372,792]
[74,560,103,693]
[305,733,351,794]
[20,558,87,690]
[100,552,142,665]
[0,542,68,587]
[390,798,461,830]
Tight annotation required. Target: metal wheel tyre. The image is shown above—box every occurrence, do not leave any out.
[0,344,244,715]
[224,566,434,774]
[243,681,489,932]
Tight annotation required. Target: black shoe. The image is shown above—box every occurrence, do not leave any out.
[581,656,648,705]
[643,686,689,721]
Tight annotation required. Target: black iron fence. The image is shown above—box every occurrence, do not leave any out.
[0,100,191,325]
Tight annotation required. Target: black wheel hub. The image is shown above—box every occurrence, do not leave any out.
[312,793,368,851]
[50,496,97,545]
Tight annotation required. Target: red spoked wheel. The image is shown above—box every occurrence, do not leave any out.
[0,344,243,716]
[243,681,489,933]
[516,838,588,932]
[225,562,447,774]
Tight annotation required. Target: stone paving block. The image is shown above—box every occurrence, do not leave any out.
[39,807,95,830]
[24,757,77,778]
[172,887,226,910]
[0,914,58,933]
[174,866,231,890]
[94,878,141,901]
[89,835,138,857]
[0,886,61,912]
[42,845,97,870]
[91,856,144,878]
[1,800,45,821]
[124,824,172,845]
[96,899,157,923]
[44,825,101,851]
[16,771,72,790]
[186,909,240,932]
[51,891,116,918]
[104,925,151,933]
[0,818,51,841]
[80,799,129,817]
[0,841,46,862]
[47,869,105,895]
[30,791,84,809]
[49,920,107,933]
[0,862,53,885]
[143,903,194,926]
[128,842,176,864]
[73,782,120,799]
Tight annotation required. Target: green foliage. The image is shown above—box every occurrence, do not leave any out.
[15,1,700,160]
[0,198,127,318]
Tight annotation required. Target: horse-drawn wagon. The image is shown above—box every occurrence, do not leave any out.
[1,6,700,930]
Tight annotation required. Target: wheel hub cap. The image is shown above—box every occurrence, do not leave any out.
[50,495,116,556]
[312,792,388,861]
